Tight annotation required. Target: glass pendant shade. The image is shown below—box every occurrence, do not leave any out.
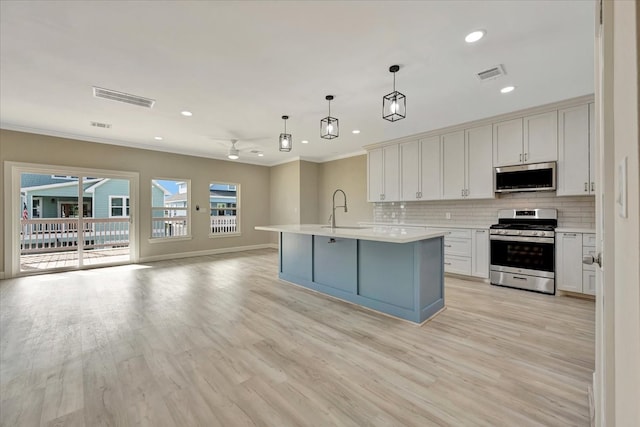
[383,91,406,122]
[279,115,292,152]
[320,95,339,139]
[279,133,292,152]
[383,65,406,122]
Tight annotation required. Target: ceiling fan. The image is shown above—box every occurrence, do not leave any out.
[227,139,240,160]
[209,134,267,160]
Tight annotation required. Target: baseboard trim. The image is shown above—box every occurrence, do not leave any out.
[267,243,278,249]
[139,244,276,263]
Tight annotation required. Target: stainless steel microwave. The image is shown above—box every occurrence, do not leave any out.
[494,162,556,193]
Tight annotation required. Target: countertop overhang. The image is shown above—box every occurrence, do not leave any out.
[255,224,447,244]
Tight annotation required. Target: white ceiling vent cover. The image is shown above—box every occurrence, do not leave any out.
[476,64,506,81]
[90,121,112,129]
[92,86,155,108]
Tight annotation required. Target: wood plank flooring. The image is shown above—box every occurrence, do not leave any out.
[0,249,595,426]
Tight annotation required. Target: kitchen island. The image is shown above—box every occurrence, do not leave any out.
[255,224,447,323]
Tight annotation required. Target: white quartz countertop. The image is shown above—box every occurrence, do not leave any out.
[255,224,447,244]
[358,221,493,230]
[556,228,596,233]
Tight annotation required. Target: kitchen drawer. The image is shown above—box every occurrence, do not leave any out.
[444,237,472,257]
[583,246,597,271]
[583,233,596,247]
[441,229,472,239]
[444,254,472,276]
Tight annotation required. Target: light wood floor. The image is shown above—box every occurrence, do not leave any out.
[0,249,595,427]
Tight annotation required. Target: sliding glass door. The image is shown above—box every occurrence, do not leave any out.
[17,169,134,274]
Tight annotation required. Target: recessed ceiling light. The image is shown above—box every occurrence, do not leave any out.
[181,111,193,117]
[258,153,264,157]
[301,140,309,144]
[500,86,516,94]
[465,30,485,43]
[352,130,361,134]
[154,136,163,141]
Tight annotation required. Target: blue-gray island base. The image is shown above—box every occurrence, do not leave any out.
[278,232,444,324]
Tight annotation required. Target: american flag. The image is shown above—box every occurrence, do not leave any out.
[22,203,28,220]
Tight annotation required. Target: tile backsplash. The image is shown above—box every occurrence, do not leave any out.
[372,192,595,229]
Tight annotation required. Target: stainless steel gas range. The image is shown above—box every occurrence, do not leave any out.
[490,209,558,294]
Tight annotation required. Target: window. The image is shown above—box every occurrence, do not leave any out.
[151,179,190,239]
[31,197,42,218]
[209,182,239,236]
[109,196,130,217]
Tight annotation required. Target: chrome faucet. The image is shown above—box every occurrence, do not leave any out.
[331,189,348,228]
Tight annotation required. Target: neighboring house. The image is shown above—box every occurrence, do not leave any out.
[161,182,238,217]
[20,174,167,219]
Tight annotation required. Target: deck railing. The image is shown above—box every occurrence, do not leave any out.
[20,215,238,254]
[211,216,237,234]
[20,218,129,254]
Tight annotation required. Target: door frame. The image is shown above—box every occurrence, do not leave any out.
[3,161,140,277]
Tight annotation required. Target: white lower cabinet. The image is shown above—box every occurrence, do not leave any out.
[432,227,489,279]
[556,232,596,295]
[471,229,489,278]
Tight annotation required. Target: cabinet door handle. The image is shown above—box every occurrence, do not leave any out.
[444,262,452,266]
[419,192,422,198]
[461,189,464,197]
[524,153,528,161]
[444,244,452,247]
[584,182,588,192]
[519,153,523,162]
[564,233,577,237]
[591,182,595,192]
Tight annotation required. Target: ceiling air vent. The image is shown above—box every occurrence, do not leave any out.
[476,64,506,81]
[92,86,155,108]
[90,121,112,129]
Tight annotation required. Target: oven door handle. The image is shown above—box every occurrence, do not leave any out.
[489,235,555,244]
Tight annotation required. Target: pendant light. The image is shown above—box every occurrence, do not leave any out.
[279,115,292,152]
[383,65,406,122]
[320,95,339,139]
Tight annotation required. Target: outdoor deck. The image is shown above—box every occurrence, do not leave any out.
[20,248,130,271]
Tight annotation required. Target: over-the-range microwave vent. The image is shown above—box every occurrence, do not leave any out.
[90,121,112,129]
[476,64,506,81]
[92,86,155,108]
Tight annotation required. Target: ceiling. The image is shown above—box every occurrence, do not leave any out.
[0,1,595,166]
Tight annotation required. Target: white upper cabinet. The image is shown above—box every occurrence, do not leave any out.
[368,148,384,202]
[368,145,400,202]
[442,126,493,200]
[420,136,441,200]
[524,111,558,164]
[441,131,466,199]
[465,125,494,199]
[493,112,557,166]
[400,137,441,201]
[400,140,420,201]
[493,118,523,166]
[557,104,591,196]
[383,145,400,202]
